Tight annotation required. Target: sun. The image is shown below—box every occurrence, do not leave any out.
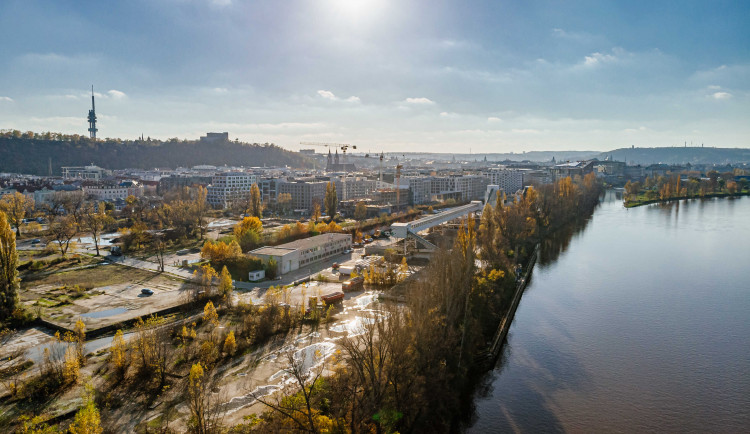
[328,0,385,24]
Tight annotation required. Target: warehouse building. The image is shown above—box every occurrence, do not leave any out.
[249,233,352,275]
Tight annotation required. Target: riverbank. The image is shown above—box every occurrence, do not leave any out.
[624,190,750,208]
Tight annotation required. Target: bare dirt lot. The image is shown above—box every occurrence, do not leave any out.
[21,263,196,330]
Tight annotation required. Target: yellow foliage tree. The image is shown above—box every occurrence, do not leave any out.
[111,329,128,376]
[219,265,233,305]
[223,331,237,356]
[203,301,219,327]
[69,385,103,434]
[63,346,80,384]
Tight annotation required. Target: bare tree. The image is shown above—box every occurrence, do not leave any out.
[254,349,326,433]
[83,202,113,256]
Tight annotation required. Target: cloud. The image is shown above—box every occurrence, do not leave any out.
[583,51,618,67]
[107,90,127,99]
[439,112,458,118]
[404,97,435,105]
[213,87,228,94]
[487,116,502,123]
[317,90,360,103]
[711,92,732,100]
[511,128,541,134]
[0,96,13,102]
[317,90,337,100]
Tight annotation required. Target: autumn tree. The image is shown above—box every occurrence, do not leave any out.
[69,384,103,434]
[48,214,78,257]
[324,182,337,218]
[201,239,242,263]
[233,216,263,252]
[194,264,218,300]
[203,301,219,328]
[83,202,113,256]
[277,192,292,215]
[0,211,19,321]
[0,191,31,237]
[187,363,223,434]
[223,331,236,356]
[218,265,233,306]
[311,202,321,222]
[354,201,367,221]
[110,329,129,379]
[249,183,262,218]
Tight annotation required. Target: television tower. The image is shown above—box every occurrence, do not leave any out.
[87,85,98,139]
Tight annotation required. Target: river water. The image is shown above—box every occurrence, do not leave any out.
[469,193,750,433]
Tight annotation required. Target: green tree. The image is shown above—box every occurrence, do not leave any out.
[324,182,337,219]
[0,211,19,321]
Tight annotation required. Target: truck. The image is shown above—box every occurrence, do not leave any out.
[338,265,355,275]
[342,276,364,292]
[321,291,345,305]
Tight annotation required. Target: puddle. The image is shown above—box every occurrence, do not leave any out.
[80,307,128,319]
[329,316,377,337]
[24,330,135,364]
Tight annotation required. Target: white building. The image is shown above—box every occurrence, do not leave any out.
[249,233,352,275]
[482,169,524,195]
[84,181,143,201]
[206,172,258,208]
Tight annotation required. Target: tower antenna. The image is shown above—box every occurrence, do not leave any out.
[87,85,98,139]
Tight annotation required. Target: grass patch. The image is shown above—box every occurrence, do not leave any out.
[21,263,163,290]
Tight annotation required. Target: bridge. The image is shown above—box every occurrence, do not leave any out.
[391,201,484,250]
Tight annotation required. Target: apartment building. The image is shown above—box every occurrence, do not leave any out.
[278,180,327,212]
[482,168,524,194]
[206,172,257,208]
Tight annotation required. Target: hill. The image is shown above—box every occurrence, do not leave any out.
[600,147,750,165]
[0,135,309,175]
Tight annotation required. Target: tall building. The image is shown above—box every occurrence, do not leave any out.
[87,86,97,139]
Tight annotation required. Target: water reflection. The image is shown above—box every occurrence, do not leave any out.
[468,195,750,433]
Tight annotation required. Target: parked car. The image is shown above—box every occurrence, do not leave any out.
[343,249,352,254]
[332,262,340,269]
[141,288,154,296]
[31,238,41,244]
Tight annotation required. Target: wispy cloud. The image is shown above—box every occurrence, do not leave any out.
[711,91,732,100]
[317,90,359,103]
[0,96,13,102]
[107,90,127,99]
[404,97,435,105]
[583,51,619,67]
[487,116,502,123]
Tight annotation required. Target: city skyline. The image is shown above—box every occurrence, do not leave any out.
[1,0,748,152]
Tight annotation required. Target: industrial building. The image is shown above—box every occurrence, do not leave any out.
[249,233,352,275]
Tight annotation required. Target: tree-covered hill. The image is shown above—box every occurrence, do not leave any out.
[0,133,309,174]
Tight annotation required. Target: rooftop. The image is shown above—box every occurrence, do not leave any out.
[250,233,350,256]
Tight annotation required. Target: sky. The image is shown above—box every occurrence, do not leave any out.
[1,0,748,153]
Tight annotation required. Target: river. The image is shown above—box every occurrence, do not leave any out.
[468,192,750,432]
